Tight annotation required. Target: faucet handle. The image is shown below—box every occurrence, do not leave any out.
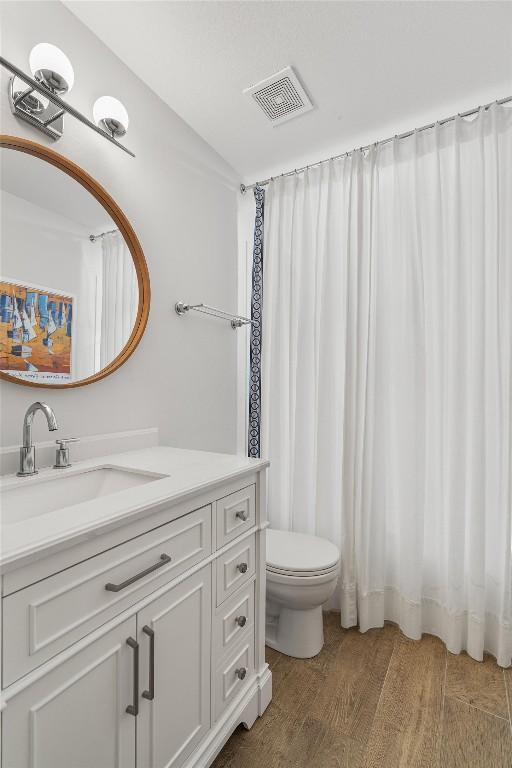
[54,437,80,469]
[55,437,80,447]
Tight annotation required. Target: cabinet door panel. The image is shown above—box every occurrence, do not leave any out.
[2,616,136,768]
[137,565,211,768]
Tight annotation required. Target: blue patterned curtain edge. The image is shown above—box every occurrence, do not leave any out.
[248,186,264,458]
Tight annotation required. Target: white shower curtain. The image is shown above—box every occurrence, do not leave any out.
[100,231,138,368]
[261,103,512,666]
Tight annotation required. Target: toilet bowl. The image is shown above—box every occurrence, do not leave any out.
[265,529,340,658]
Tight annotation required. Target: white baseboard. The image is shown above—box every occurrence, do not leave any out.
[0,427,159,476]
[257,665,272,716]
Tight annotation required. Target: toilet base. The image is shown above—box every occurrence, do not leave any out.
[265,604,324,658]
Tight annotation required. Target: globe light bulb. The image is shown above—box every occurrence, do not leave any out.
[29,43,74,94]
[93,96,129,137]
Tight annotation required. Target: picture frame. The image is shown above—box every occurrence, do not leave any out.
[0,277,75,383]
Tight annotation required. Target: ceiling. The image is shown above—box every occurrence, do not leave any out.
[66,1,512,184]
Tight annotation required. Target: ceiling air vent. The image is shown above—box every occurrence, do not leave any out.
[244,66,313,126]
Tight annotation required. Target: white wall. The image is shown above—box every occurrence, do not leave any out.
[0,1,240,453]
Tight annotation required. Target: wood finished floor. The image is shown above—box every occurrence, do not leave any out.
[212,613,512,768]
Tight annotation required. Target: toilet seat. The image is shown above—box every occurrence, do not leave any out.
[266,529,339,577]
[266,566,338,588]
[266,562,339,578]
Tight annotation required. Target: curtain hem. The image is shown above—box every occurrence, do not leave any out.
[339,586,512,668]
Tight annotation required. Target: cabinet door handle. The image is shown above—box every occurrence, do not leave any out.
[126,637,139,716]
[142,626,155,701]
[105,554,172,592]
[236,667,247,680]
[237,562,248,574]
[235,615,247,628]
[235,510,249,522]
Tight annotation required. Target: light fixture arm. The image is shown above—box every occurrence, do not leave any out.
[1,55,135,157]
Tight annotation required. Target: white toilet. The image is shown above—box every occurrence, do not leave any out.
[265,529,340,658]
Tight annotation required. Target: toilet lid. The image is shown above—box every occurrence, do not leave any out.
[266,529,339,575]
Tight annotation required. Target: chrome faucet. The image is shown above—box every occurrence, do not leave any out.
[18,402,58,476]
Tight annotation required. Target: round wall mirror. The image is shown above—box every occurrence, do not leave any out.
[0,136,149,387]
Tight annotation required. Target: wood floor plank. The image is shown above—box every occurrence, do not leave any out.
[306,624,398,741]
[439,697,512,768]
[361,633,446,768]
[504,667,512,724]
[445,651,509,718]
[282,623,397,767]
[279,720,366,768]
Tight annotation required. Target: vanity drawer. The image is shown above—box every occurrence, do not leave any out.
[216,534,255,607]
[3,505,211,686]
[213,580,254,665]
[213,634,255,722]
[215,485,255,548]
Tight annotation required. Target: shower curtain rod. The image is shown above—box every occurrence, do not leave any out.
[240,95,512,193]
[89,227,119,242]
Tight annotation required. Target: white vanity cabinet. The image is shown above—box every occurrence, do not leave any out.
[0,453,271,768]
[2,616,137,768]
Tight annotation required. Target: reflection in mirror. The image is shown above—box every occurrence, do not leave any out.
[0,147,139,385]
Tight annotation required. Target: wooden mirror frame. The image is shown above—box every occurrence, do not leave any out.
[0,135,150,388]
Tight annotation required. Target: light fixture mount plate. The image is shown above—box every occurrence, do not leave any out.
[9,75,64,140]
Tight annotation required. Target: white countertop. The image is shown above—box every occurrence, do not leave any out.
[0,446,268,571]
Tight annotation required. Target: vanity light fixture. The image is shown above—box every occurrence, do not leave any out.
[93,96,129,138]
[1,49,135,156]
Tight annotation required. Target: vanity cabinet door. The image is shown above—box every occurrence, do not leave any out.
[136,565,211,768]
[2,616,136,768]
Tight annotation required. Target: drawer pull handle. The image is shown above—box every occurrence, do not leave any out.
[236,667,247,680]
[235,510,249,522]
[105,554,172,592]
[142,626,155,701]
[237,562,248,574]
[126,637,139,716]
[235,615,247,628]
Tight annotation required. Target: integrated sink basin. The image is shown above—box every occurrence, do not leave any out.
[1,466,167,525]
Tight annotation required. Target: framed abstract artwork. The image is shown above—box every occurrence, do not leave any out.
[0,278,74,383]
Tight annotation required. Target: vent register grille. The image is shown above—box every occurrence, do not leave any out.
[244,66,313,126]
[253,75,304,120]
